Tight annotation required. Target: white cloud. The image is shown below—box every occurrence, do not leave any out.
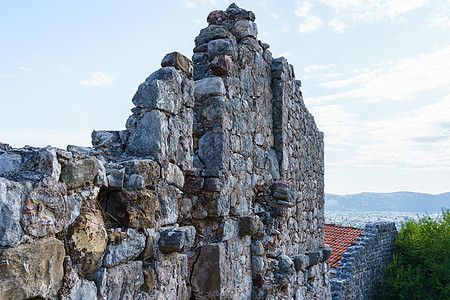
[317,0,427,22]
[328,19,347,33]
[351,95,450,170]
[314,45,450,103]
[272,13,279,19]
[307,104,357,147]
[304,63,335,72]
[193,19,202,25]
[18,66,32,72]
[295,1,324,33]
[183,1,197,8]
[80,72,115,87]
[427,0,450,28]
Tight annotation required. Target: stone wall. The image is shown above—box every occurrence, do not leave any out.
[0,4,330,300]
[330,222,397,300]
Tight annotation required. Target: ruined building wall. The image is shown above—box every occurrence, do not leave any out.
[330,222,397,300]
[0,4,330,300]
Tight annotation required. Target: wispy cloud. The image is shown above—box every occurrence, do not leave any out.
[295,1,324,33]
[193,19,202,25]
[427,0,450,28]
[328,19,347,33]
[304,63,336,72]
[18,66,32,72]
[183,0,197,8]
[311,45,450,104]
[80,72,115,87]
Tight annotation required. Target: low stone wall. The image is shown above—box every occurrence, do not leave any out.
[330,222,397,300]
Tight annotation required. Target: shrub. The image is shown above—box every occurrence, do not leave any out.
[384,208,450,299]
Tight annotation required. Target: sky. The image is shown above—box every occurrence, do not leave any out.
[1,0,450,195]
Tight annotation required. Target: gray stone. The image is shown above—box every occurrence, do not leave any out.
[207,38,238,60]
[195,25,234,46]
[126,173,145,190]
[293,255,309,271]
[308,251,321,266]
[165,162,184,189]
[322,244,333,262]
[95,261,144,300]
[156,183,180,225]
[0,237,65,299]
[0,178,29,246]
[161,52,193,78]
[38,147,61,181]
[233,20,258,40]
[194,76,226,99]
[198,131,229,170]
[0,152,21,174]
[61,158,99,189]
[103,228,146,267]
[124,159,160,187]
[91,130,124,156]
[126,110,168,159]
[252,255,265,273]
[132,67,183,114]
[158,226,196,253]
[65,279,97,300]
[239,215,262,236]
[267,149,280,180]
[107,169,125,190]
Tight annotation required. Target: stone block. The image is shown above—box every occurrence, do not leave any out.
[95,261,144,300]
[207,10,228,25]
[61,158,99,189]
[293,255,309,271]
[207,38,237,61]
[107,169,125,190]
[126,110,169,159]
[91,130,124,156]
[125,159,161,187]
[198,130,229,170]
[308,251,321,267]
[194,76,226,99]
[156,183,180,225]
[131,67,182,114]
[322,244,333,262]
[210,54,236,76]
[165,162,185,189]
[126,174,145,190]
[233,20,258,40]
[239,216,262,236]
[38,147,61,181]
[161,52,193,78]
[0,178,29,246]
[103,228,146,267]
[64,279,97,300]
[0,237,65,299]
[158,226,196,253]
[67,207,107,276]
[101,189,159,229]
[252,256,265,273]
[192,243,226,298]
[0,152,21,174]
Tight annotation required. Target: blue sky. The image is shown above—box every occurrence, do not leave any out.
[1,0,450,195]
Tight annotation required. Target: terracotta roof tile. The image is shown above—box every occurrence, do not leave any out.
[324,223,364,269]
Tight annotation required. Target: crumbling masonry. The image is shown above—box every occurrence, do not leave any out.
[0,4,331,300]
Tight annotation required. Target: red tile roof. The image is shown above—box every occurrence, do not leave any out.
[324,223,364,268]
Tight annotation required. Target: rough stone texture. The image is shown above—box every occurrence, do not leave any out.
[67,207,108,276]
[330,222,397,300]
[0,237,65,299]
[0,4,359,300]
[0,178,30,246]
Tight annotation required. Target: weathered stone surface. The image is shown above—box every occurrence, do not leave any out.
[0,152,21,174]
[107,169,125,190]
[165,162,184,189]
[210,54,236,76]
[156,183,180,225]
[124,159,160,187]
[207,10,228,25]
[67,207,107,276]
[103,228,146,267]
[198,131,229,170]
[132,67,183,114]
[64,279,97,300]
[308,251,321,266]
[195,25,234,46]
[207,38,238,61]
[194,76,226,99]
[192,243,226,298]
[21,185,71,237]
[0,237,65,299]
[233,19,258,40]
[126,110,169,159]
[158,226,196,253]
[322,244,332,262]
[91,130,124,156]
[38,147,61,181]
[101,189,159,229]
[61,158,99,189]
[161,52,193,78]
[0,178,29,246]
[239,215,262,236]
[293,254,309,271]
[95,260,144,300]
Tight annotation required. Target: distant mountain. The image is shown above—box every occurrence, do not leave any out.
[325,192,450,213]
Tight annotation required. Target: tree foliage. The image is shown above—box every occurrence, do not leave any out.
[384,208,450,299]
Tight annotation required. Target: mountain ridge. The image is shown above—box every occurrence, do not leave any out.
[325,191,450,213]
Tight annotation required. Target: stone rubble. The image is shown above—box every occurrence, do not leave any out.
[0,3,338,300]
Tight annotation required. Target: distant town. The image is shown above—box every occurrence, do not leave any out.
[325,210,442,229]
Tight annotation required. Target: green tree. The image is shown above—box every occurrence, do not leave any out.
[384,208,450,299]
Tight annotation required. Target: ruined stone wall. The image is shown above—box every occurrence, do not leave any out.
[330,222,397,300]
[0,4,330,300]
